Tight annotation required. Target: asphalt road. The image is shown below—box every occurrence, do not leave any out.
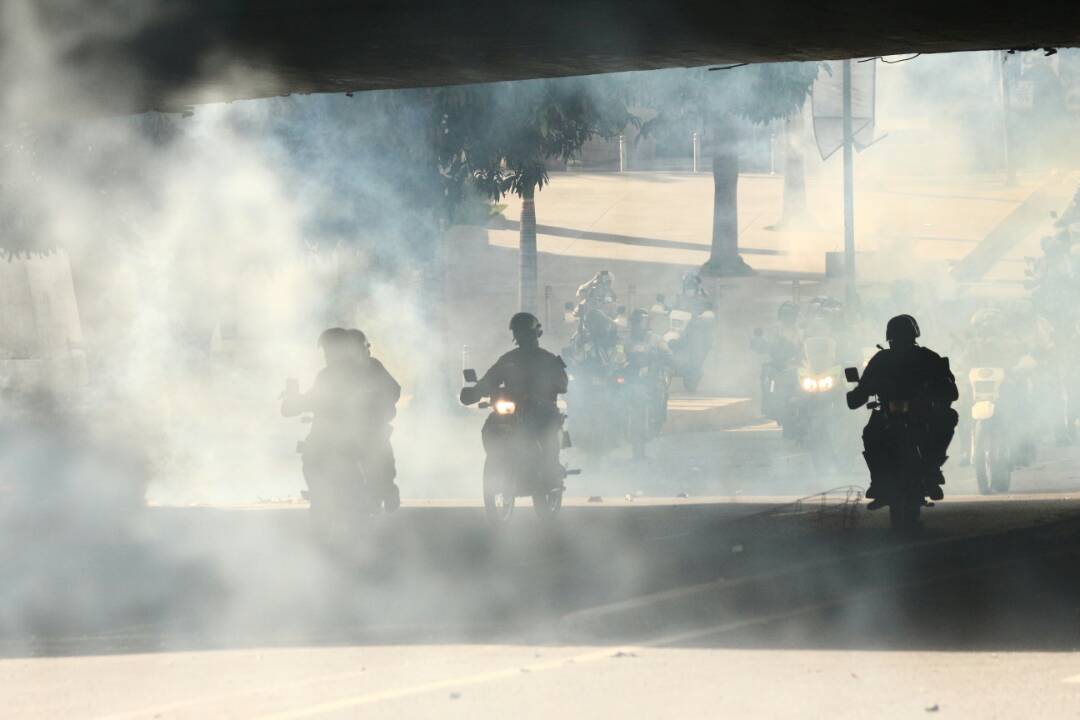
[5,429,1080,718]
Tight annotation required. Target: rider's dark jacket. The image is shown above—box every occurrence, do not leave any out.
[847,345,958,410]
[466,346,568,422]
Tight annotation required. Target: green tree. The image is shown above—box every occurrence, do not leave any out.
[641,63,821,276]
[453,76,637,312]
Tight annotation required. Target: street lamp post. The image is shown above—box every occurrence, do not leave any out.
[999,50,1017,187]
[842,59,856,306]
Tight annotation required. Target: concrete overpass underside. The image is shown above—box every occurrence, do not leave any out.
[18,0,1080,113]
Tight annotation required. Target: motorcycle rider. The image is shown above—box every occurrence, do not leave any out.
[752,301,803,419]
[673,272,711,315]
[625,308,673,359]
[619,309,673,458]
[460,312,568,480]
[846,315,959,510]
[346,328,403,513]
[567,271,620,368]
[282,327,402,516]
[575,270,616,312]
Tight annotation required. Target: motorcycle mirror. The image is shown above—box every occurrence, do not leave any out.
[463,368,478,383]
[844,367,860,383]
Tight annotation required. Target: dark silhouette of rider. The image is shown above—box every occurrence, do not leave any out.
[460,312,568,478]
[847,315,959,509]
[282,327,401,515]
[345,328,402,512]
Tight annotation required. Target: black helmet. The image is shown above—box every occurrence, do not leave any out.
[886,314,921,344]
[630,308,649,327]
[510,312,543,339]
[346,328,370,351]
[317,327,348,349]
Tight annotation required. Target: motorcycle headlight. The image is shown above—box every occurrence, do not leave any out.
[819,376,834,391]
[801,377,818,393]
[494,399,517,415]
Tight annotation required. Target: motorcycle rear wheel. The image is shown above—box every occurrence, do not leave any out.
[483,457,516,525]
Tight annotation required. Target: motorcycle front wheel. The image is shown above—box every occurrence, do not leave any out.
[889,496,922,533]
[973,422,1010,495]
[532,487,563,520]
[483,457,516,525]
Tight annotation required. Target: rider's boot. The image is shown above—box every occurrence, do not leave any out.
[863,451,886,510]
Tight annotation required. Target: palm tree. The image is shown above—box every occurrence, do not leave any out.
[459,77,637,312]
[641,63,821,276]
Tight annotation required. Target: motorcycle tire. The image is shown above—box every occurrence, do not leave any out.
[682,369,702,393]
[973,422,993,495]
[990,457,1012,493]
[532,488,563,520]
[483,457,516,525]
[889,497,922,533]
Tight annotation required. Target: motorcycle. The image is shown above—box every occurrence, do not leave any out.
[844,366,932,532]
[564,358,622,455]
[788,336,848,471]
[563,306,623,454]
[614,341,671,460]
[462,368,578,525]
[968,356,1037,495]
[652,294,715,392]
[294,431,382,535]
[752,329,799,427]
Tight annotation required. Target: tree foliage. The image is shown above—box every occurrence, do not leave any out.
[445,76,638,200]
[638,62,823,140]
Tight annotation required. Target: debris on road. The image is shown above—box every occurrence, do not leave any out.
[926,704,940,713]
[588,496,604,503]
[450,692,462,700]
[612,651,638,658]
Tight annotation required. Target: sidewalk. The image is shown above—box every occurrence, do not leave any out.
[490,170,1071,280]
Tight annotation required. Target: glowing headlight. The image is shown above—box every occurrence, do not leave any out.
[494,399,517,415]
[801,377,818,392]
[819,376,834,391]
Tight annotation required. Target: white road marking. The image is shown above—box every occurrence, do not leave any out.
[1062,674,1080,684]
[253,598,855,720]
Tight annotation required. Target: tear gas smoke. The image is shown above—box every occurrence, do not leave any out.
[2,0,1080,656]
